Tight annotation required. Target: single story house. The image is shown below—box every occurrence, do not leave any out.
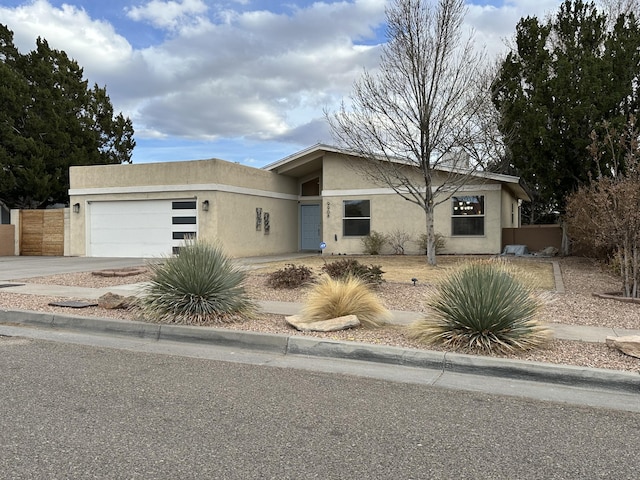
[68,144,529,258]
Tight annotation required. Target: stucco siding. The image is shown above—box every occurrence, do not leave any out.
[439,188,502,254]
[67,147,526,258]
[321,156,509,255]
[208,191,298,257]
[70,158,298,195]
[320,188,505,256]
[68,158,299,257]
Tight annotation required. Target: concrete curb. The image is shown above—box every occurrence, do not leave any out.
[1,309,638,394]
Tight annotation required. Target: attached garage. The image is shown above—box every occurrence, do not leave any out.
[88,199,197,258]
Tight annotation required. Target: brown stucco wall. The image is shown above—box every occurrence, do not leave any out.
[502,225,562,252]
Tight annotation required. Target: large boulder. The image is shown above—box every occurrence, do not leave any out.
[285,314,360,332]
[605,335,640,359]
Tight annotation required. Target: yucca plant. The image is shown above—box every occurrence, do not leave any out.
[299,274,391,328]
[140,240,255,325]
[410,260,550,353]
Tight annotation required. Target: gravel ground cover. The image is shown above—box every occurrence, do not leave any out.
[1,255,639,373]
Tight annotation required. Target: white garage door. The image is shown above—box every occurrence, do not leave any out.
[89,199,197,257]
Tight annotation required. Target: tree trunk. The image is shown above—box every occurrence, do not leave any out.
[425,205,437,266]
[560,221,570,256]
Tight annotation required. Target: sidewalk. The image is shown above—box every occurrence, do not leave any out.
[1,281,639,342]
[1,278,639,399]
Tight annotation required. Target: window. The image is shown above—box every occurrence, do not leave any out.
[343,200,370,236]
[452,195,484,236]
[172,201,197,209]
[172,216,196,225]
[301,178,320,196]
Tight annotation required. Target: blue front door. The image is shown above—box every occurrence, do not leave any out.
[300,204,321,251]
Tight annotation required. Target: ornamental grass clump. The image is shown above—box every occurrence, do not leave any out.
[300,274,391,328]
[409,260,550,354]
[140,241,255,325]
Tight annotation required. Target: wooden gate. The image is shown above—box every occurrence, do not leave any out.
[20,209,64,256]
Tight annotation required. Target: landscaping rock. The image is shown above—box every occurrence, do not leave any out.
[98,292,137,310]
[285,314,360,332]
[605,335,640,359]
[539,246,559,256]
[48,300,98,309]
[92,267,146,278]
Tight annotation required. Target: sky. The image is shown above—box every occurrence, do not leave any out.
[0,0,565,167]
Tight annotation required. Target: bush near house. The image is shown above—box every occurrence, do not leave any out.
[417,232,446,255]
[410,260,550,353]
[321,258,385,286]
[361,231,387,255]
[386,229,413,255]
[266,263,314,289]
[300,274,391,328]
[140,240,255,325]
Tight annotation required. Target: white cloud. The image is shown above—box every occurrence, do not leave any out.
[1,0,133,73]
[0,0,568,157]
[123,0,387,139]
[126,0,209,32]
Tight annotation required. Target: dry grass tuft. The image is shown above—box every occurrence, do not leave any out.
[300,275,392,328]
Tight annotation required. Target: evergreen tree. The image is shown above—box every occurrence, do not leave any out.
[492,0,640,223]
[0,25,134,208]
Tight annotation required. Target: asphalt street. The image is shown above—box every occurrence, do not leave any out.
[1,334,639,479]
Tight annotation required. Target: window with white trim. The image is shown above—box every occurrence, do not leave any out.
[343,200,370,236]
[452,195,484,236]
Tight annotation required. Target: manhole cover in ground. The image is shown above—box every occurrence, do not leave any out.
[48,301,98,308]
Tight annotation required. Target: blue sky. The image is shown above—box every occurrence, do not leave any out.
[1,0,564,167]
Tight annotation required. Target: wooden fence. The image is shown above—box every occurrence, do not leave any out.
[20,209,64,256]
[0,225,15,256]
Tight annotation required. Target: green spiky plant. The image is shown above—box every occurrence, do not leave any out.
[410,260,550,353]
[299,274,391,328]
[140,240,255,325]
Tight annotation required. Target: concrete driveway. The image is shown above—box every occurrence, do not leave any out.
[0,256,147,281]
[0,253,318,281]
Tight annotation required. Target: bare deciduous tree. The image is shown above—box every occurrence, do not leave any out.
[327,0,492,265]
[566,116,640,298]
[599,0,639,28]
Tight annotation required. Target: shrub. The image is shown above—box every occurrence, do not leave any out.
[300,275,391,328]
[361,231,386,255]
[417,232,446,255]
[409,260,550,353]
[321,258,384,286]
[140,240,255,325]
[266,263,314,289]
[386,229,412,255]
